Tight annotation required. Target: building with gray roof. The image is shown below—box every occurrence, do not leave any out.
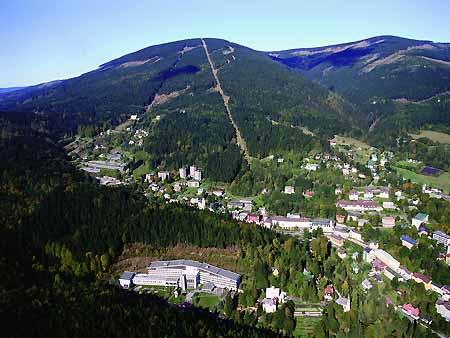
[148,260,241,290]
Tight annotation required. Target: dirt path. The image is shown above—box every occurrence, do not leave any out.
[201,38,250,161]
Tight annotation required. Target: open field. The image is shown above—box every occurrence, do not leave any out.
[409,130,450,144]
[195,293,221,310]
[333,135,372,150]
[294,317,321,337]
[394,166,450,193]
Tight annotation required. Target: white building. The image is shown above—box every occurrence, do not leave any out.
[158,171,170,181]
[193,169,202,181]
[189,165,197,177]
[261,298,277,313]
[433,231,450,246]
[119,271,135,288]
[266,286,286,303]
[284,186,295,194]
[179,167,187,179]
[305,163,318,171]
[269,216,311,229]
[349,190,358,201]
[374,249,400,270]
[412,213,428,229]
[187,180,200,188]
[147,260,241,290]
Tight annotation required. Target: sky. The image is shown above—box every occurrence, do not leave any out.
[1,0,450,87]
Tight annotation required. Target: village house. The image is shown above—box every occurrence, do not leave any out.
[382,216,395,228]
[311,219,335,233]
[362,279,372,290]
[261,298,277,313]
[193,169,202,181]
[349,189,358,200]
[157,171,170,181]
[189,165,197,177]
[336,214,346,223]
[402,303,420,319]
[336,296,350,312]
[330,234,344,247]
[363,246,375,263]
[336,200,382,212]
[412,213,429,229]
[412,273,432,290]
[433,230,450,246]
[364,188,373,199]
[284,186,295,194]
[212,190,224,197]
[418,226,429,236]
[179,167,187,179]
[349,229,362,242]
[400,235,417,249]
[382,201,395,209]
[324,285,334,301]
[435,300,450,321]
[397,266,412,281]
[374,249,400,270]
[335,187,342,195]
[337,248,347,259]
[305,163,318,171]
[379,187,390,199]
[247,213,261,224]
[119,271,135,288]
[303,190,314,198]
[187,180,200,188]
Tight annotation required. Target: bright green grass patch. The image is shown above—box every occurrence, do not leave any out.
[133,162,150,178]
[394,166,450,193]
[409,130,450,145]
[194,293,221,310]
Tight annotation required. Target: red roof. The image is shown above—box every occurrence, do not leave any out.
[402,303,420,317]
[324,285,334,295]
[412,273,431,284]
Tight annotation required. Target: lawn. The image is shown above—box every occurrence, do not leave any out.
[394,166,450,193]
[409,130,450,145]
[294,317,321,337]
[195,293,221,310]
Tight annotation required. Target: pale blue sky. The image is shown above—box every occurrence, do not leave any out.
[1,0,449,87]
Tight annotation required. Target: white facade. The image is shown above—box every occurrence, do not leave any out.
[189,165,197,177]
[179,167,187,179]
[284,186,295,194]
[158,171,170,181]
[148,260,241,290]
[193,169,202,181]
[374,249,400,270]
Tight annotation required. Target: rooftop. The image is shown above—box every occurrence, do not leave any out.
[414,213,428,221]
[400,235,417,245]
[120,271,135,280]
[148,259,241,282]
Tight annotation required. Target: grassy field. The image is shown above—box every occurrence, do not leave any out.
[409,130,450,144]
[333,135,372,150]
[195,293,221,310]
[294,317,321,337]
[394,166,450,193]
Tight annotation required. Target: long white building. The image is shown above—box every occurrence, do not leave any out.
[141,260,241,290]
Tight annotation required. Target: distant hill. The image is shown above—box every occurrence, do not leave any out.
[270,35,450,137]
[0,86,27,94]
[1,35,449,151]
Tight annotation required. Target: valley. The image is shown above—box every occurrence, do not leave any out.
[1,34,449,338]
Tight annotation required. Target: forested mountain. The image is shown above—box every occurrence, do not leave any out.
[0,38,359,172]
[270,36,450,137]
